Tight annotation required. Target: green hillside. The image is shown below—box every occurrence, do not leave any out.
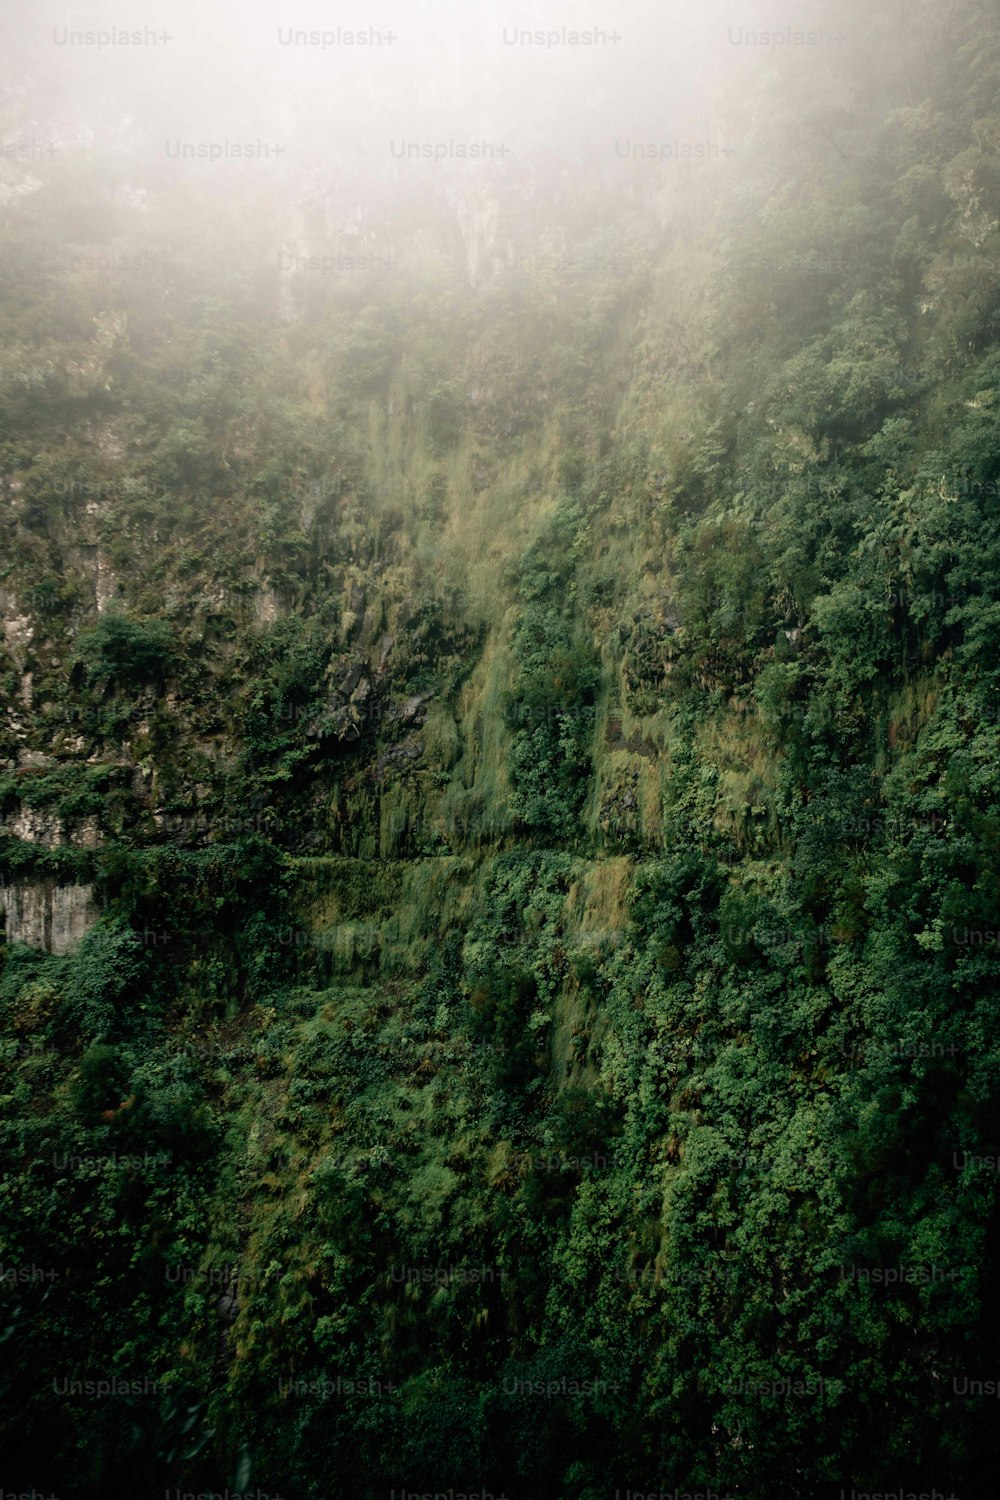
[2,0,1000,1494]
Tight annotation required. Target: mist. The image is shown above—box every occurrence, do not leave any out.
[2,1,998,1497]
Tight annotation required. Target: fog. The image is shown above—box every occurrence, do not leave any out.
[1,0,872,235]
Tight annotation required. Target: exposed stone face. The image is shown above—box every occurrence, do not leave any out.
[0,881,98,953]
[3,808,101,848]
[76,817,101,848]
[453,185,503,288]
[252,581,282,624]
[62,542,120,613]
[276,195,396,322]
[17,749,55,769]
[0,587,33,669]
[4,807,61,846]
[95,551,119,613]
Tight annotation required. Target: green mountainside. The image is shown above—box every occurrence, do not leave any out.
[2,1,1000,1494]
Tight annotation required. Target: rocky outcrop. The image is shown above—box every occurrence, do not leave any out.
[454,185,503,289]
[252,582,279,624]
[2,809,101,848]
[0,881,99,954]
[3,807,62,847]
[0,587,33,671]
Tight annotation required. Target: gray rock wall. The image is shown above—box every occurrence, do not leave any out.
[0,881,98,954]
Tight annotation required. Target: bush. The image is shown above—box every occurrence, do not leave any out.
[75,611,175,688]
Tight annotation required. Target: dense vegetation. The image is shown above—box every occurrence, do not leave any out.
[2,0,1000,1494]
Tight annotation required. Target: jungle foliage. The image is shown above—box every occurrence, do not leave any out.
[2,1,1000,1496]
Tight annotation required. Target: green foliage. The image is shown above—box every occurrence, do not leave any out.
[504,603,598,841]
[75,610,176,688]
[2,4,1000,1494]
[503,505,599,841]
[66,918,151,1041]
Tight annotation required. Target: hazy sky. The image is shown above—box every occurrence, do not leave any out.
[0,0,892,292]
[1,0,838,174]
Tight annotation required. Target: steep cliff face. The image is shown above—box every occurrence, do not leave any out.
[0,880,97,953]
[0,586,33,691]
[2,3,1000,1496]
[452,184,504,287]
